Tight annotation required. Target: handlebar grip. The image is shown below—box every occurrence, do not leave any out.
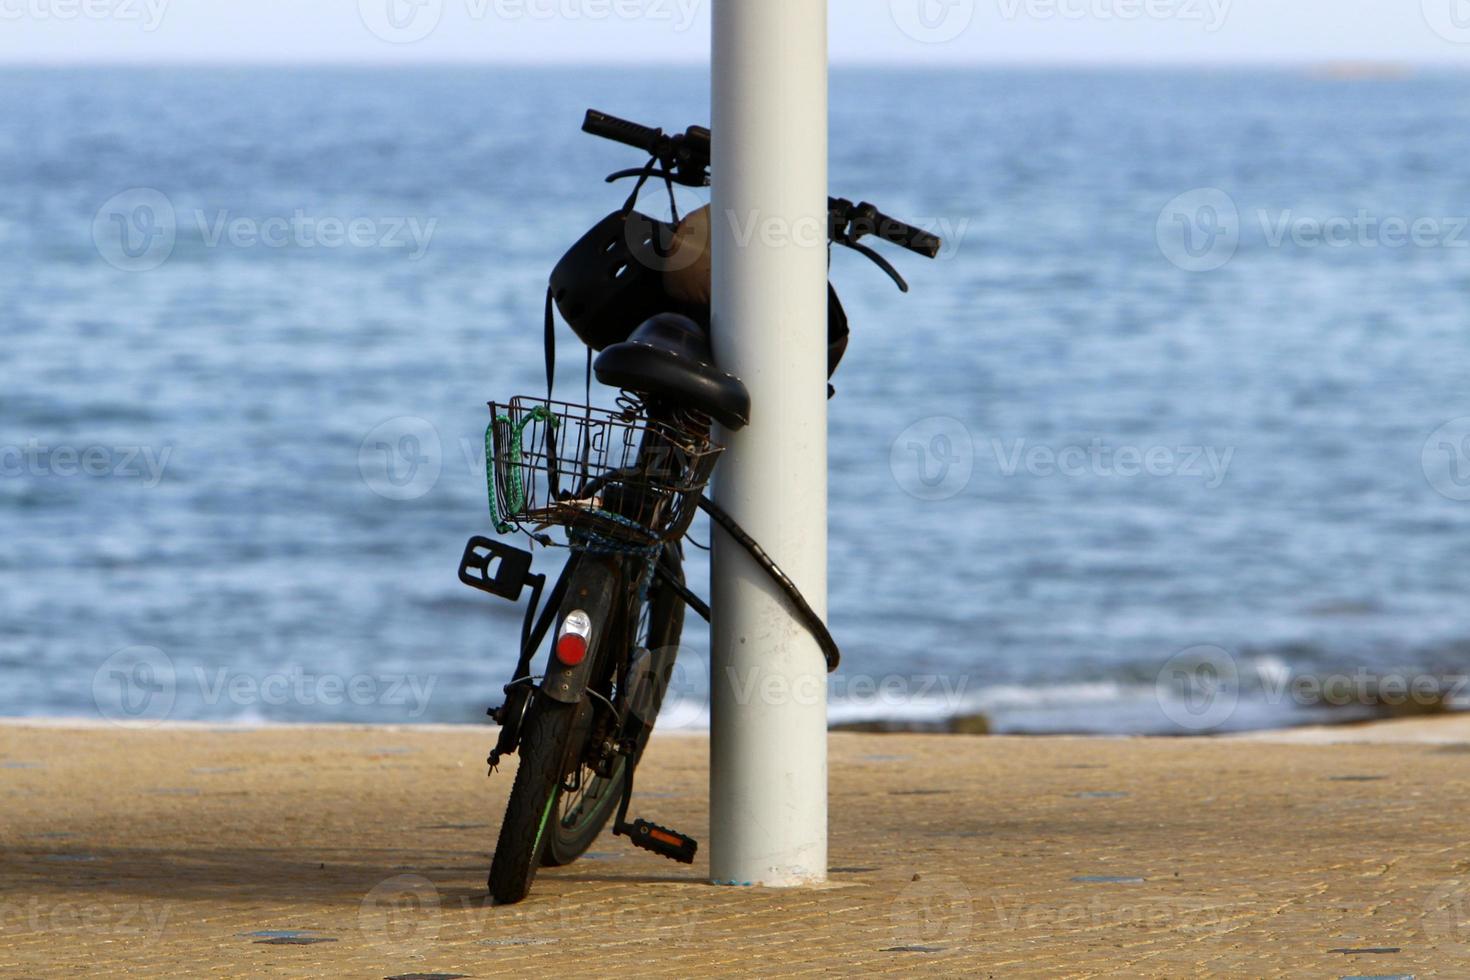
[582,109,663,154]
[869,205,942,259]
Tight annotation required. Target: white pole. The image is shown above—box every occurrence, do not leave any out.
[709,0,829,886]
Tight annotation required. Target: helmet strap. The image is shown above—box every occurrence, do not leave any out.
[619,155,682,230]
[543,284,556,402]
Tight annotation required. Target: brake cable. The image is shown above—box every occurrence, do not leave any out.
[834,238,909,292]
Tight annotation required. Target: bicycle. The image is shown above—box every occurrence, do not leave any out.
[458,109,939,904]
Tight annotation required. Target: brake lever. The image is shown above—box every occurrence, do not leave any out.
[836,238,909,293]
[604,167,675,184]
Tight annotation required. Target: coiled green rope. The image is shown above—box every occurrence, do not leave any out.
[486,405,557,534]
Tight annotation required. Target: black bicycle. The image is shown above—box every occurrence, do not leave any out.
[458,109,938,905]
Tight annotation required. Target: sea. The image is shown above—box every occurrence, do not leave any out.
[4,66,1470,733]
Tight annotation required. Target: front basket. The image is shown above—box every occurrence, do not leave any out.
[488,396,722,545]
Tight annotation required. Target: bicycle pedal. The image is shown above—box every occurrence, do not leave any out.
[458,536,539,601]
[625,819,697,864]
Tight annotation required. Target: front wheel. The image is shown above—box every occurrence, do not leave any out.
[487,694,587,904]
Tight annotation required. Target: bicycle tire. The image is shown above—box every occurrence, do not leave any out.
[487,692,585,904]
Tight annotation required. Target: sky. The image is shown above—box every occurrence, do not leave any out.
[1,0,1469,66]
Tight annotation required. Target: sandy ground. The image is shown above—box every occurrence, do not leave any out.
[2,717,1469,977]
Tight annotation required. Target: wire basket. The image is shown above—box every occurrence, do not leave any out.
[487,396,723,546]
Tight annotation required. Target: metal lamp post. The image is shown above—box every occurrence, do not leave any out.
[709,0,830,886]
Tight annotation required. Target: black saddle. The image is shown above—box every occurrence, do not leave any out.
[593,314,751,431]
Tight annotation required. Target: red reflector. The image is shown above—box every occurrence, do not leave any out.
[556,632,588,666]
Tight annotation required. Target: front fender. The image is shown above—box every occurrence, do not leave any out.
[541,554,621,705]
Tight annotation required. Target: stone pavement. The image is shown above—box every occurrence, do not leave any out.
[2,719,1469,977]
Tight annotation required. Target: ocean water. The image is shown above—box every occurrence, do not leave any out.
[4,66,1470,733]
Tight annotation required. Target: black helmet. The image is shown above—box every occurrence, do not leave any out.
[551,208,851,379]
[549,210,682,351]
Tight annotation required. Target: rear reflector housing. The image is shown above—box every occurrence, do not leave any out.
[556,610,592,666]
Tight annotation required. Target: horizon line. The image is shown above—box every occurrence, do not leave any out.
[0,57,1466,70]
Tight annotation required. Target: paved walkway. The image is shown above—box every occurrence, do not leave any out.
[2,718,1469,977]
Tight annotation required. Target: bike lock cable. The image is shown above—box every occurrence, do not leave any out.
[696,494,841,673]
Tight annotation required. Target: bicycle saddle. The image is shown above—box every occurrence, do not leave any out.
[593,313,751,431]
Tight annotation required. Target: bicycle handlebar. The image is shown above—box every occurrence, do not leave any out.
[847,201,942,259]
[582,109,664,155]
[582,108,940,260]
